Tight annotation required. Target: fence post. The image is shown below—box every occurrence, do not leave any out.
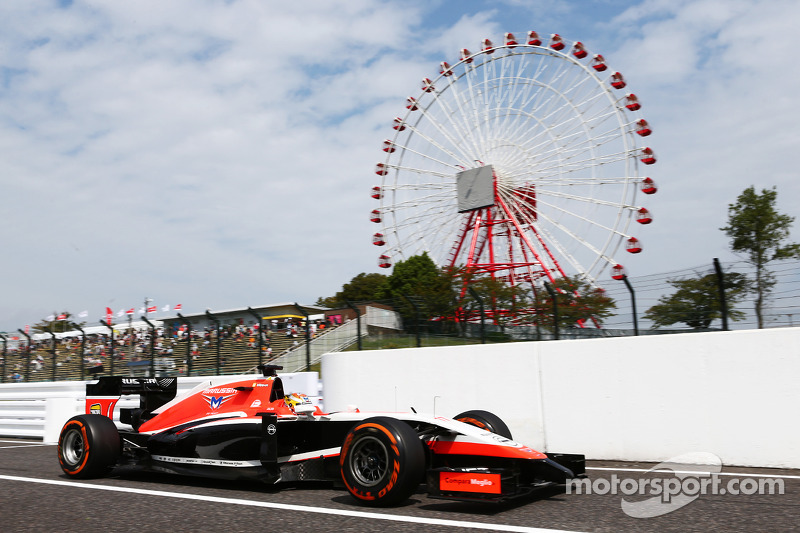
[141,316,158,377]
[177,313,193,376]
[621,276,640,336]
[47,327,58,381]
[713,258,730,331]
[0,333,6,383]
[99,320,115,376]
[73,324,86,380]
[544,283,559,340]
[205,310,221,375]
[467,287,486,343]
[400,294,422,347]
[294,303,311,370]
[18,329,32,382]
[345,300,363,350]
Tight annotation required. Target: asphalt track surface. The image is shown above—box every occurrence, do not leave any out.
[1,438,798,532]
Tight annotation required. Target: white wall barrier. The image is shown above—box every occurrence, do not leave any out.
[0,372,320,444]
[4,327,799,469]
[322,327,800,469]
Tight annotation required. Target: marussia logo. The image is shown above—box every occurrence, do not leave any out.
[203,393,235,410]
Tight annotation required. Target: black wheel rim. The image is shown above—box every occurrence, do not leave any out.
[350,436,388,487]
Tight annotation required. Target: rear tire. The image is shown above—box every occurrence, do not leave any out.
[454,410,513,440]
[340,417,425,506]
[58,414,121,478]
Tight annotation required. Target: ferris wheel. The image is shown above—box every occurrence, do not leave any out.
[370,31,658,293]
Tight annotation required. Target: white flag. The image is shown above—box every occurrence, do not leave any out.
[78,310,88,318]
[162,304,170,312]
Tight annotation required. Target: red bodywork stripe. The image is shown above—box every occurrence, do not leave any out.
[428,440,547,460]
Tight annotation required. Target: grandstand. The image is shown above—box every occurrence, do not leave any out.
[0,303,402,383]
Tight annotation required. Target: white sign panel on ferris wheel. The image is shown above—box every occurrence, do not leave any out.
[457,165,495,213]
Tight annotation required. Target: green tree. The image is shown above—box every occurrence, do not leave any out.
[315,272,388,308]
[643,272,748,329]
[721,186,800,328]
[532,277,617,332]
[32,312,85,334]
[381,253,455,331]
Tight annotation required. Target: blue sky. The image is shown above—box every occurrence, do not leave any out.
[1,0,799,331]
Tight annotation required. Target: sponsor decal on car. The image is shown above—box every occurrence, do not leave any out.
[439,472,502,494]
[89,403,102,415]
[203,393,236,410]
[203,387,238,394]
[151,455,261,468]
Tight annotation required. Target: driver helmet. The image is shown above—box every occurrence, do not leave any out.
[285,392,313,412]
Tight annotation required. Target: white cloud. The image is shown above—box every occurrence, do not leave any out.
[0,0,798,330]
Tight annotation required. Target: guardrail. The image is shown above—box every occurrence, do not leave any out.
[271,319,361,371]
[269,306,397,371]
[0,371,321,443]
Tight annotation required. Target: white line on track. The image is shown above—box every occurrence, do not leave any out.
[586,467,800,480]
[0,440,53,449]
[0,474,583,533]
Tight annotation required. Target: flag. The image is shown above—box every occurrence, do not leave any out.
[162,304,170,312]
[126,308,135,315]
[24,325,29,334]
[105,307,113,324]
[46,314,55,322]
[57,313,67,320]
[117,309,124,317]
[147,306,157,313]
[78,310,88,319]
[175,303,182,311]
[139,307,145,314]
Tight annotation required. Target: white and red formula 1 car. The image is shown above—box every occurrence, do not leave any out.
[58,365,584,506]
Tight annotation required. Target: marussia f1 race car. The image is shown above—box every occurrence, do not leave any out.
[58,365,585,506]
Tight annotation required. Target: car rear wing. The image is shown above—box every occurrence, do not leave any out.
[85,377,178,419]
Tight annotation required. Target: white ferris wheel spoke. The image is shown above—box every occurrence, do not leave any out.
[389,133,465,171]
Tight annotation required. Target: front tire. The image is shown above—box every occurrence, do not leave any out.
[454,410,513,440]
[58,414,121,478]
[340,417,425,506]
